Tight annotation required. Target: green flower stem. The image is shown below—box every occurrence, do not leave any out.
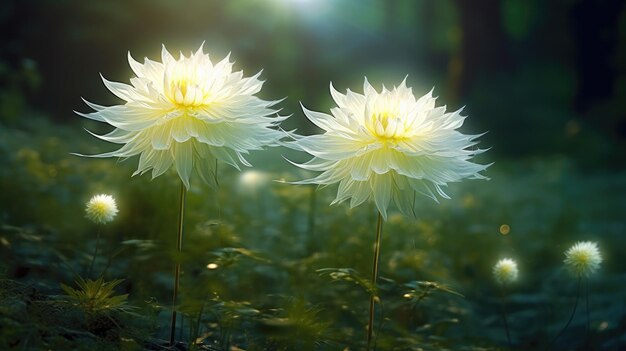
[100,244,117,279]
[88,225,102,278]
[170,181,187,346]
[498,285,512,348]
[585,277,590,340]
[191,294,210,350]
[552,275,582,345]
[367,211,383,350]
[306,185,317,253]
[307,185,317,238]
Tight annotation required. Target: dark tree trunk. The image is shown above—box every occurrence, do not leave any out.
[455,0,511,97]
[571,0,624,113]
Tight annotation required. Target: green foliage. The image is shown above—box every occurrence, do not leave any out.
[0,276,148,351]
[257,298,331,350]
[60,277,134,318]
[317,267,376,295]
[2,117,625,349]
[1,98,625,349]
[401,280,465,303]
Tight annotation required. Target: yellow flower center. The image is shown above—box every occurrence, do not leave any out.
[572,251,591,266]
[499,266,512,276]
[165,61,211,108]
[169,77,209,107]
[366,110,408,142]
[92,202,108,215]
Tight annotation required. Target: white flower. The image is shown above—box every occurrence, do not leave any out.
[85,194,118,224]
[290,77,489,218]
[493,258,519,285]
[76,44,286,189]
[564,241,602,277]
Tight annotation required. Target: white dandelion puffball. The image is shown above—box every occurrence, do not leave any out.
[85,194,118,224]
[564,241,602,277]
[290,77,489,219]
[76,44,286,189]
[493,258,518,285]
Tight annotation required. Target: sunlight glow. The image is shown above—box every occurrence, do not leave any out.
[274,0,325,13]
[285,0,313,4]
[499,224,510,235]
[239,170,268,192]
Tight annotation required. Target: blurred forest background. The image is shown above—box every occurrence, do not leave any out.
[1,0,626,350]
[2,0,626,162]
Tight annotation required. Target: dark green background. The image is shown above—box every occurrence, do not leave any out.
[3,0,626,163]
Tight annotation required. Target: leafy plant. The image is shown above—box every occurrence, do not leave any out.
[60,277,135,318]
[402,280,465,303]
[317,267,376,295]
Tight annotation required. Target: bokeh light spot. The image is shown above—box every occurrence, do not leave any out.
[499,224,511,235]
